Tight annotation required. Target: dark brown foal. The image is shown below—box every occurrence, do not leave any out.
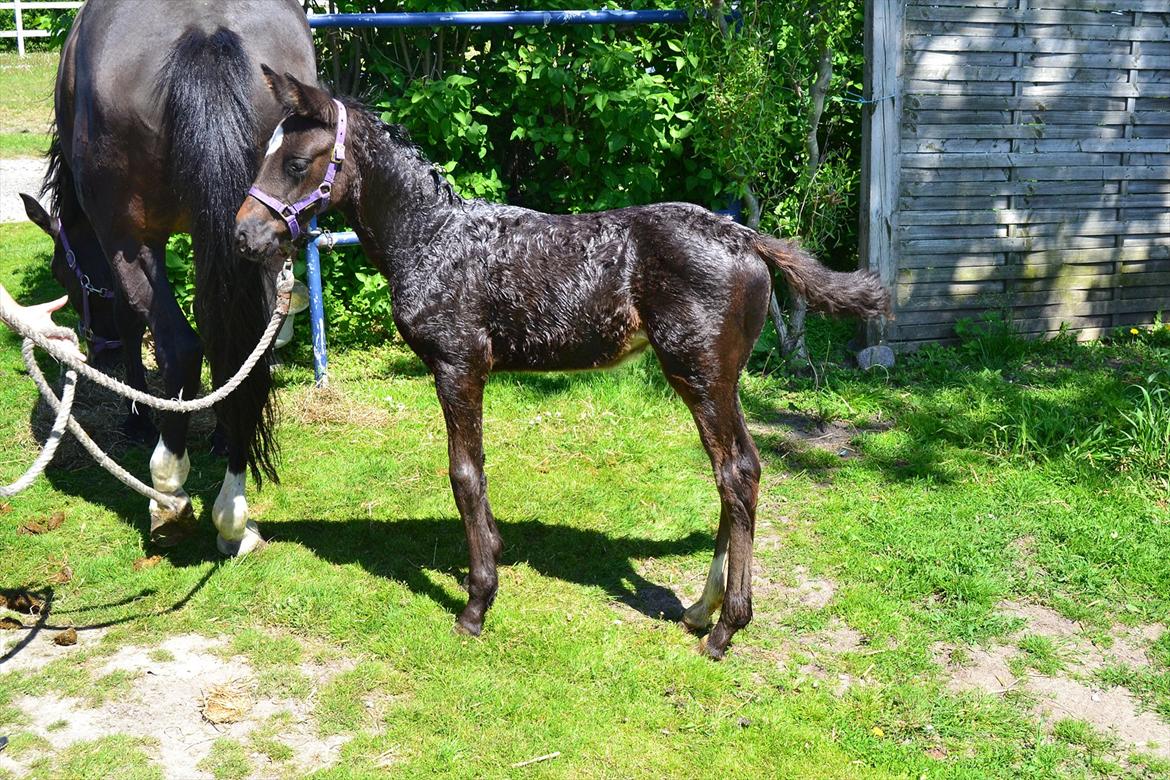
[235,74,891,658]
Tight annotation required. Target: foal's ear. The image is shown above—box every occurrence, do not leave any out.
[283,73,338,124]
[261,63,297,112]
[261,63,335,124]
[19,193,55,238]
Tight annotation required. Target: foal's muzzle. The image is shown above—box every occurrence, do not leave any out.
[234,217,289,262]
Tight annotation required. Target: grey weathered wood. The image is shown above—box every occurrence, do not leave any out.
[868,0,1169,346]
[859,0,903,346]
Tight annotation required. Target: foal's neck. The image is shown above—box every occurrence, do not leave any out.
[344,108,463,268]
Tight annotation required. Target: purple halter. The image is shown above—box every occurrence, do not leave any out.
[58,220,121,355]
[246,100,348,241]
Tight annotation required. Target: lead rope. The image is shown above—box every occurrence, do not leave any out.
[0,258,295,504]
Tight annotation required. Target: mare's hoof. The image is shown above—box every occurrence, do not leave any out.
[698,636,726,661]
[216,520,266,557]
[454,616,483,637]
[681,604,714,633]
[149,493,196,548]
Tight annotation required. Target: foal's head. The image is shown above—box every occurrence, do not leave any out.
[20,193,122,365]
[235,67,354,262]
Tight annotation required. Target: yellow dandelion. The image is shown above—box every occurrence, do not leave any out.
[871,726,885,738]
[1130,328,1139,335]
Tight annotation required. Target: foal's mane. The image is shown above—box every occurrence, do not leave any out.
[343,97,462,206]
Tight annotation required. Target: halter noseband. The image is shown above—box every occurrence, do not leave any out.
[246,99,348,241]
[57,219,121,355]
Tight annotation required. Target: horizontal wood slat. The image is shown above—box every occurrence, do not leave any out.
[866,0,1169,347]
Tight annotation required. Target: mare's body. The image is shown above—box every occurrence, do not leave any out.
[48,0,316,550]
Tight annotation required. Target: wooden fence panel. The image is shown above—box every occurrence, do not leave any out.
[863,0,1170,348]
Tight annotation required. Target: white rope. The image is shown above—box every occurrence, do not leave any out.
[0,259,294,504]
[20,339,185,510]
[5,261,294,413]
[0,359,76,497]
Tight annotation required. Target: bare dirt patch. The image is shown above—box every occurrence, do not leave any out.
[935,599,1169,759]
[0,634,355,779]
[1,626,108,674]
[749,411,891,461]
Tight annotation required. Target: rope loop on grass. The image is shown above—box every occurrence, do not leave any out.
[0,259,294,503]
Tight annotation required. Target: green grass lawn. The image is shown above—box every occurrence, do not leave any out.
[0,51,56,158]
[1,221,1168,778]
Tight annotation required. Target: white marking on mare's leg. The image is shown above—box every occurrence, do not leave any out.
[213,469,264,556]
[265,122,285,157]
[148,437,194,543]
[150,437,189,492]
[683,548,727,630]
[149,437,190,512]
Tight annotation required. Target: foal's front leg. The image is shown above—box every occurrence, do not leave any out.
[433,362,501,635]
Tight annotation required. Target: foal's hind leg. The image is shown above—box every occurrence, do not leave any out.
[117,305,157,445]
[682,507,730,631]
[432,361,503,636]
[673,381,761,659]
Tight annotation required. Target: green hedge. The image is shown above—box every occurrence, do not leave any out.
[15,2,867,349]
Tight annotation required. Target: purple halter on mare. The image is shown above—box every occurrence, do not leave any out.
[58,220,121,355]
[246,100,348,241]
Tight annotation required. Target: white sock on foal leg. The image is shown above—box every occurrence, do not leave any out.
[682,548,727,630]
[212,469,264,556]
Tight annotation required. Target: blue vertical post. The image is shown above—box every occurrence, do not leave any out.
[304,217,329,387]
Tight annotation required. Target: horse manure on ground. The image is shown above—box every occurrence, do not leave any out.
[0,588,45,614]
[0,616,23,630]
[47,565,73,584]
[17,511,64,535]
[53,627,77,646]
[133,555,163,571]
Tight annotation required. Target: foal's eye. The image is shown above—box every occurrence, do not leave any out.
[285,158,310,178]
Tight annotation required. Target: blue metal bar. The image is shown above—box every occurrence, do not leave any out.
[304,217,330,387]
[316,231,360,249]
[308,10,690,29]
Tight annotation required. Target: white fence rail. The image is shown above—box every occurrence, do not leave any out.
[0,0,83,56]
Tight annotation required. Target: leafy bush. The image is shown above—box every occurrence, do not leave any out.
[0,6,76,52]
[305,0,866,340]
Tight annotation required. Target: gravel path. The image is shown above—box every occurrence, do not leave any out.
[0,157,49,223]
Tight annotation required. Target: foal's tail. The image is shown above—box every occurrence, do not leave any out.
[160,27,279,485]
[752,235,892,320]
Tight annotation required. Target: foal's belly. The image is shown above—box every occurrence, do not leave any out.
[488,303,649,372]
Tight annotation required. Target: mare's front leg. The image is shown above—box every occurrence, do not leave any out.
[116,303,157,445]
[108,239,201,545]
[432,361,502,635]
[211,427,264,557]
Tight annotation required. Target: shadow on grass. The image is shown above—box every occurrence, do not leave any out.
[268,516,707,623]
[0,566,217,666]
[38,465,708,626]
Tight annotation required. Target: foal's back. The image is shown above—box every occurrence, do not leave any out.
[456,200,765,373]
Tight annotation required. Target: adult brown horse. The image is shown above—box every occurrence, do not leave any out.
[49,0,316,553]
[236,76,892,659]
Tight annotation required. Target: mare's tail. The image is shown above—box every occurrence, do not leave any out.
[752,235,892,320]
[160,27,279,484]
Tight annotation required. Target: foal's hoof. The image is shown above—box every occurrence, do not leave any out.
[698,635,726,661]
[216,520,266,557]
[149,493,196,547]
[454,615,483,637]
[681,604,715,633]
